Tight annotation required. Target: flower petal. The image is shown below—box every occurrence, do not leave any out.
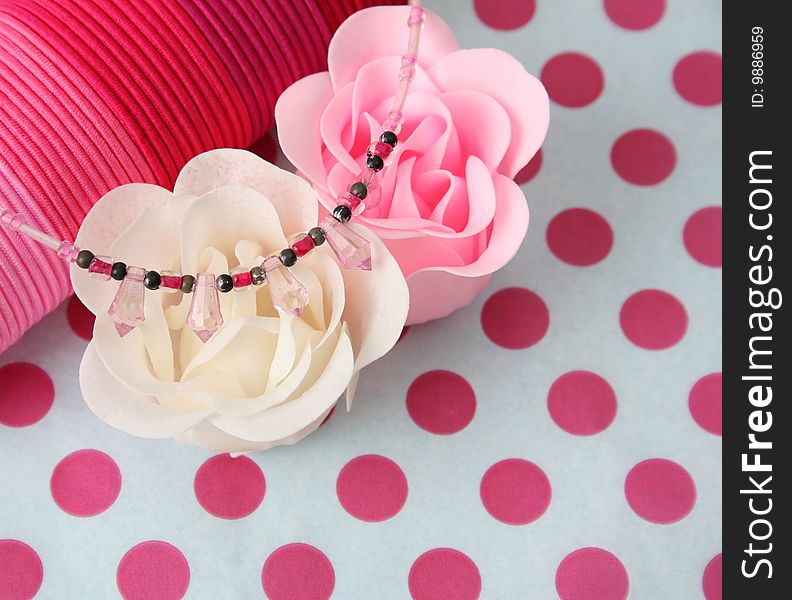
[428,48,549,176]
[72,183,182,316]
[338,223,409,372]
[209,325,354,441]
[80,342,211,438]
[439,89,511,173]
[443,173,530,277]
[404,271,492,325]
[175,410,330,453]
[179,185,287,276]
[274,72,334,189]
[174,149,318,235]
[328,6,459,89]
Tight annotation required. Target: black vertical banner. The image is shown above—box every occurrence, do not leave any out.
[723,1,791,598]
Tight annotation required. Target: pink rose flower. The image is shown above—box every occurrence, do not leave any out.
[276,6,549,324]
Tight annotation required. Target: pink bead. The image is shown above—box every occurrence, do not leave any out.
[159,271,182,294]
[399,65,415,81]
[401,54,417,66]
[369,141,393,159]
[160,274,183,290]
[88,256,113,280]
[290,235,315,258]
[383,121,402,135]
[387,110,404,124]
[57,241,80,262]
[0,210,22,230]
[232,270,252,288]
[408,6,425,25]
[337,191,363,215]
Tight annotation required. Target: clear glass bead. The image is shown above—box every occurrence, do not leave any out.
[288,232,316,258]
[88,255,113,281]
[230,266,254,291]
[337,192,365,217]
[356,168,381,210]
[398,65,416,81]
[57,241,80,262]
[159,270,183,293]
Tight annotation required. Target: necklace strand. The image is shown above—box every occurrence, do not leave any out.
[1,2,425,341]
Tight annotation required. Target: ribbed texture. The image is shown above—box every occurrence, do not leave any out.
[0,0,399,352]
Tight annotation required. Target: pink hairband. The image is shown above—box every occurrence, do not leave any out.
[1,3,426,343]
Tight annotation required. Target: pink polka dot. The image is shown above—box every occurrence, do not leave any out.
[0,362,54,428]
[556,547,629,600]
[481,288,549,350]
[407,370,476,435]
[336,454,408,522]
[547,208,613,266]
[194,454,265,519]
[689,373,722,436]
[408,548,482,600]
[604,0,665,30]
[50,449,122,517]
[620,290,687,350]
[262,543,335,600]
[673,52,722,106]
[515,149,543,184]
[66,294,95,341]
[0,540,43,600]
[541,53,604,108]
[548,371,617,436]
[624,458,696,524]
[474,0,536,31]
[611,129,676,186]
[117,541,190,600]
[480,459,551,525]
[702,553,722,600]
[684,206,722,267]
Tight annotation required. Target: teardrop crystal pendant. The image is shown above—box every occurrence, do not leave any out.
[321,216,372,270]
[188,273,224,342]
[108,266,146,337]
[263,257,309,316]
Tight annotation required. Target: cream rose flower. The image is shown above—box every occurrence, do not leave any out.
[72,149,409,454]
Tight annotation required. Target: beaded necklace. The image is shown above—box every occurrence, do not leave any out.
[0,3,426,343]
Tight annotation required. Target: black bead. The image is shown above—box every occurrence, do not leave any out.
[366,155,384,171]
[216,273,233,293]
[333,205,352,223]
[308,227,325,246]
[380,130,398,147]
[111,262,127,281]
[250,266,265,286]
[180,274,195,294]
[279,248,297,267]
[349,181,368,200]
[75,250,94,269]
[144,271,161,290]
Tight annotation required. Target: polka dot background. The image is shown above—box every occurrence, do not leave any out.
[0,1,721,598]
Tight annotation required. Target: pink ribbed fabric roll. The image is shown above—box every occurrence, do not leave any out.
[0,0,398,352]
